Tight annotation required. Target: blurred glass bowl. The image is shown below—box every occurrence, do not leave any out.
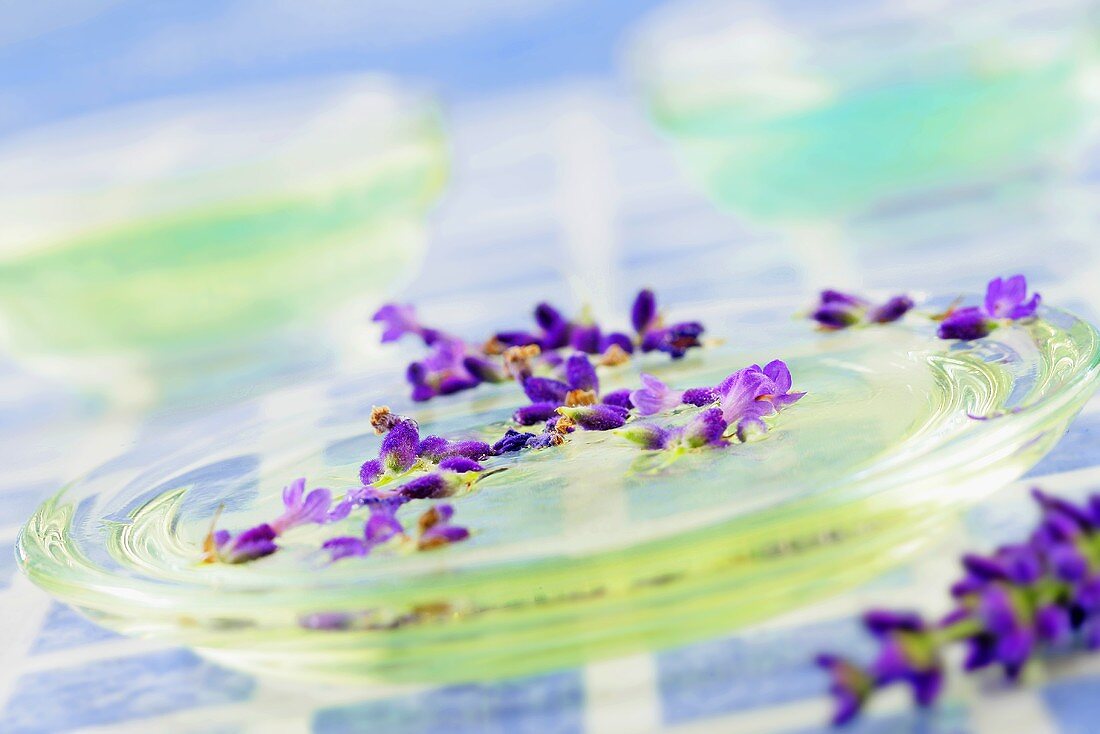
[0,74,447,403]
[626,0,1100,224]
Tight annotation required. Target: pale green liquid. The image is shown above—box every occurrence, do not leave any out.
[653,57,1087,221]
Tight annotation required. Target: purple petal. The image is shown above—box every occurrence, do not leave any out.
[762,360,793,393]
[601,389,634,409]
[600,332,635,354]
[820,289,867,307]
[937,307,993,341]
[323,536,369,562]
[558,404,629,431]
[359,459,383,485]
[224,523,278,563]
[491,428,535,454]
[398,473,451,500]
[463,355,505,383]
[372,303,422,343]
[1007,293,1040,320]
[326,498,353,523]
[812,305,860,330]
[523,376,570,404]
[514,402,561,426]
[565,353,599,392]
[282,477,306,509]
[381,419,420,473]
[630,373,684,416]
[617,422,670,450]
[681,387,717,407]
[364,505,403,544]
[679,408,728,448]
[438,456,483,473]
[1035,604,1071,643]
[867,295,914,324]
[631,289,658,334]
[569,324,603,354]
[534,302,567,332]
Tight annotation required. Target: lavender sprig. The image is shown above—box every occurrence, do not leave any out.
[810,290,914,330]
[937,275,1041,340]
[817,487,1100,726]
[372,288,706,403]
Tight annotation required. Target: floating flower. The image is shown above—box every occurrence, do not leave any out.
[491,428,536,454]
[204,524,278,564]
[380,418,421,473]
[372,303,435,344]
[416,436,491,464]
[417,504,471,550]
[323,503,405,562]
[619,408,728,451]
[938,275,1041,341]
[630,374,684,416]
[811,289,914,330]
[270,478,350,534]
[556,404,629,431]
[985,275,1041,320]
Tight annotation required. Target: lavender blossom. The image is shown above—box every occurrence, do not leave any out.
[556,404,630,431]
[810,289,913,330]
[565,353,600,393]
[207,524,278,564]
[417,504,471,550]
[817,487,1100,726]
[372,303,429,343]
[601,389,634,410]
[270,478,349,534]
[380,418,420,473]
[938,275,1041,341]
[416,436,491,463]
[491,428,536,454]
[985,275,1041,320]
[323,503,405,562]
[630,373,684,416]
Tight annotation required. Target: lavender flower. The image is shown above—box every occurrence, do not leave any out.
[938,275,1041,341]
[632,288,659,334]
[372,303,429,344]
[937,307,992,341]
[556,404,630,431]
[630,373,684,416]
[817,487,1100,726]
[416,436,491,463]
[619,408,728,451]
[205,524,278,564]
[491,428,535,454]
[377,418,419,474]
[565,353,600,393]
[270,478,350,534]
[416,504,470,550]
[811,289,914,330]
[601,389,634,410]
[681,386,718,407]
[632,289,705,359]
[323,503,405,562]
[985,275,1041,320]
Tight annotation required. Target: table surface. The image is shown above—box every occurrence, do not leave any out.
[3,6,1100,734]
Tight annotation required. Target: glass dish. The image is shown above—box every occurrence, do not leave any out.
[17,298,1100,683]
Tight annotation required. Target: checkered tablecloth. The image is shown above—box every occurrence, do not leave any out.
[1,76,1099,734]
